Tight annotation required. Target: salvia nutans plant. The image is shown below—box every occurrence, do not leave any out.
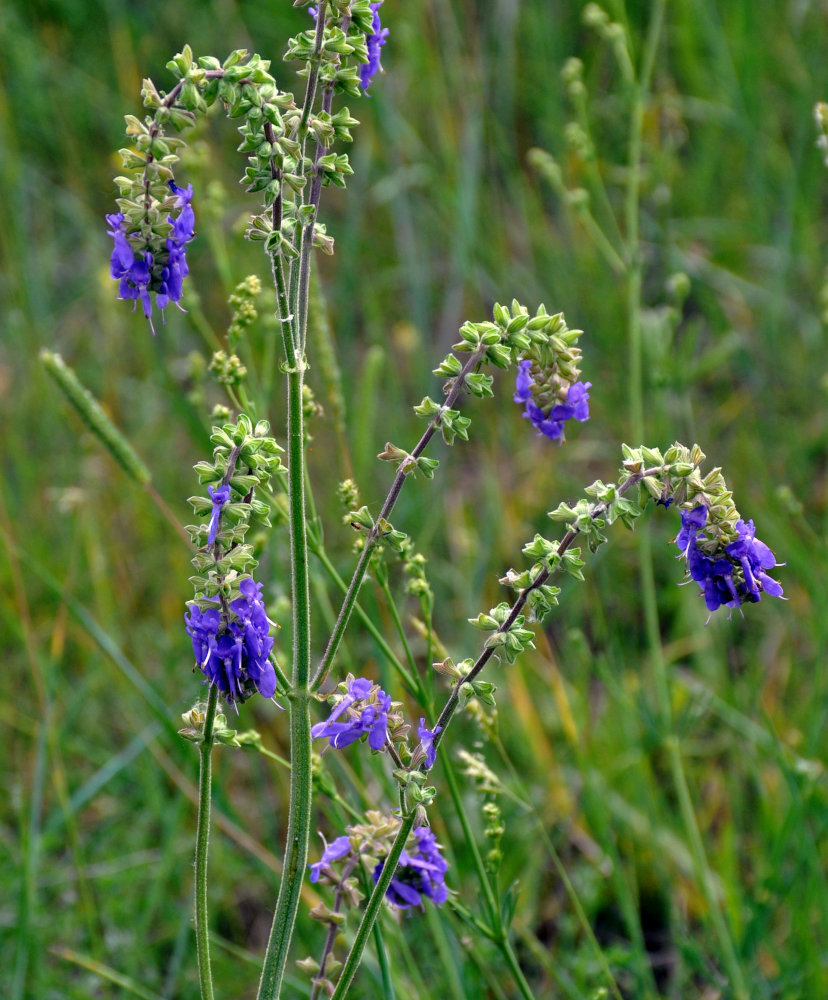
[39,4,805,1000]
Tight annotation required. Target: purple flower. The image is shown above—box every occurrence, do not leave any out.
[106,180,195,332]
[566,380,591,421]
[185,576,276,704]
[514,361,591,443]
[107,213,154,323]
[311,677,390,751]
[206,484,231,546]
[676,504,708,555]
[359,2,389,92]
[675,505,784,614]
[726,518,785,601]
[417,718,441,769]
[513,360,534,404]
[308,835,352,883]
[374,826,449,908]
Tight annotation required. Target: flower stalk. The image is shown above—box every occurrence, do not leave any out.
[313,348,486,690]
[194,683,219,1000]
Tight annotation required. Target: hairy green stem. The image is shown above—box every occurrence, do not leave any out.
[195,684,219,1000]
[256,694,313,1000]
[257,337,313,1000]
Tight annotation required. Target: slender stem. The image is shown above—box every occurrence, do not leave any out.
[309,860,357,1000]
[442,744,538,1000]
[256,692,313,1000]
[311,545,418,692]
[257,288,314,1000]
[624,0,665,442]
[572,89,626,253]
[287,4,328,318]
[430,465,662,751]
[286,368,312,692]
[325,467,660,1000]
[498,938,537,1000]
[372,920,396,1000]
[296,5,328,144]
[296,82,335,355]
[270,253,296,361]
[313,349,486,689]
[269,654,292,696]
[194,684,219,1000]
[571,202,627,275]
[329,811,418,1000]
[378,575,419,679]
[440,755,500,931]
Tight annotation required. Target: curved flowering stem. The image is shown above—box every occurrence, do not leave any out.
[295,8,338,356]
[312,347,487,690]
[194,683,219,1000]
[287,3,328,351]
[429,464,662,753]
[323,465,661,999]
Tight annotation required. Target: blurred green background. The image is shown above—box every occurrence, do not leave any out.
[2,1,827,998]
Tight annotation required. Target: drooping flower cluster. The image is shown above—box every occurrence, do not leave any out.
[373,825,449,909]
[514,359,591,442]
[106,180,195,332]
[185,577,277,703]
[311,676,393,750]
[360,2,389,92]
[676,505,784,614]
[307,813,449,911]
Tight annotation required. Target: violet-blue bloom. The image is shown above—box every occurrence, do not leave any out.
[359,1,389,92]
[417,718,441,769]
[311,676,391,751]
[308,835,352,883]
[185,576,276,704]
[207,484,231,546]
[514,359,533,404]
[514,361,591,443]
[374,826,449,909]
[106,179,195,331]
[107,212,153,322]
[676,505,784,614]
[725,519,785,600]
